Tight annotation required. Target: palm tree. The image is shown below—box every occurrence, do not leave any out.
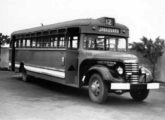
[131,36,165,80]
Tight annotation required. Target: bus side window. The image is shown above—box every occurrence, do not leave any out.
[68,36,78,49]
[54,37,58,48]
[50,37,53,47]
[26,39,31,47]
[18,39,21,48]
[39,37,43,48]
[43,36,50,48]
[72,36,78,49]
[15,39,18,48]
[50,36,58,48]
[88,37,95,49]
[59,36,65,48]
[36,38,40,48]
[47,36,51,47]
[83,37,87,49]
[22,39,26,47]
[20,39,23,48]
[32,38,36,47]
[42,37,45,47]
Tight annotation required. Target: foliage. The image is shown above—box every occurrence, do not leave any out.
[131,36,165,79]
[0,33,10,46]
[0,33,10,61]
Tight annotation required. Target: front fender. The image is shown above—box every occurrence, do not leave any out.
[140,66,153,82]
[87,65,124,83]
[88,65,112,81]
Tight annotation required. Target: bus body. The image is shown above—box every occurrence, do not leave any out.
[10,17,159,103]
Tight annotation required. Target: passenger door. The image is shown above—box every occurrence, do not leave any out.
[65,28,79,86]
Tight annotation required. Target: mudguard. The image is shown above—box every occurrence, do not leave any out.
[87,65,123,83]
[140,66,153,82]
[88,65,112,81]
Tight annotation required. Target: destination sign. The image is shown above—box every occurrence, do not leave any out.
[98,27,120,34]
[105,18,115,26]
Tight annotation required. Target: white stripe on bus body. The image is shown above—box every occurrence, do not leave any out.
[15,63,65,79]
[15,64,20,68]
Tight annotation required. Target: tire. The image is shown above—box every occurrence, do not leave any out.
[130,89,149,101]
[88,73,108,104]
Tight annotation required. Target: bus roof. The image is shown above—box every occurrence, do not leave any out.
[12,17,128,35]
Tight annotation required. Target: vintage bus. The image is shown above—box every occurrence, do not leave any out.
[10,17,159,103]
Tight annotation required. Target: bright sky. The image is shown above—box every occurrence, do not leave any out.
[0,0,165,42]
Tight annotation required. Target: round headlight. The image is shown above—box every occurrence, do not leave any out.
[117,66,124,75]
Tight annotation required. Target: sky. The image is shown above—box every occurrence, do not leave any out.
[0,0,165,43]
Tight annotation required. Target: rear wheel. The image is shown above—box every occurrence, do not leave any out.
[88,73,108,103]
[130,89,149,101]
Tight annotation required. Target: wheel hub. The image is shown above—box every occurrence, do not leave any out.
[91,80,100,96]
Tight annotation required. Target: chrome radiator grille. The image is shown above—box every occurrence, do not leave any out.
[125,63,139,83]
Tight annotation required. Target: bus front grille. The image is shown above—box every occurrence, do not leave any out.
[125,63,139,83]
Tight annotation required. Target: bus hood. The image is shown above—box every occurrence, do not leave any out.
[81,50,138,62]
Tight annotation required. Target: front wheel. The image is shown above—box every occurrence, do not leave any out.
[130,89,149,101]
[88,73,108,104]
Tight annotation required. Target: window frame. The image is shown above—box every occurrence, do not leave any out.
[67,35,79,50]
[83,34,128,51]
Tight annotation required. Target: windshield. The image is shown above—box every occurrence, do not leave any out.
[83,35,127,51]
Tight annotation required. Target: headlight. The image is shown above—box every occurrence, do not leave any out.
[117,66,124,75]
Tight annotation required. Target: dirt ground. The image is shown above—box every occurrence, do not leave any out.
[0,71,165,120]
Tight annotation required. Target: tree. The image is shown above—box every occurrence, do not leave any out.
[0,33,10,61]
[131,36,165,80]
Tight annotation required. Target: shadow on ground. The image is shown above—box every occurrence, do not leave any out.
[11,75,148,107]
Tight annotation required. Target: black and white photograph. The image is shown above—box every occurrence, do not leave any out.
[0,0,165,120]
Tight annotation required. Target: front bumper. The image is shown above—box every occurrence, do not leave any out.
[110,83,160,90]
